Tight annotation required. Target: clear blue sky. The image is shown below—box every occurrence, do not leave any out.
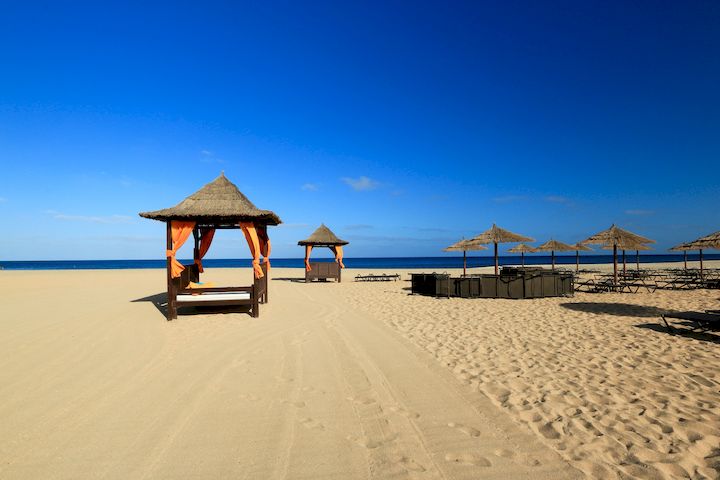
[1,1,719,260]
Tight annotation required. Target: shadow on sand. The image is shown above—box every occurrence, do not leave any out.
[271,277,306,283]
[131,292,252,319]
[560,302,720,343]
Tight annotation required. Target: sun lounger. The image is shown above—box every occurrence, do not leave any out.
[355,273,401,282]
[660,311,720,333]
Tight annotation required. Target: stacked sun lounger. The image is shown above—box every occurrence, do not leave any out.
[355,273,401,282]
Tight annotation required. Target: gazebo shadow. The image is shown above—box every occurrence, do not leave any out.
[633,322,720,344]
[271,277,306,283]
[131,293,252,318]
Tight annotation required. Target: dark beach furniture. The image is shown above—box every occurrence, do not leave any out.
[299,224,348,283]
[410,270,573,299]
[139,173,280,320]
[660,311,720,333]
[354,273,400,282]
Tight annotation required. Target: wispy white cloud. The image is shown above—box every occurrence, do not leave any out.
[544,195,571,204]
[200,149,226,164]
[625,209,654,216]
[493,195,527,203]
[342,176,379,191]
[46,210,134,224]
[301,183,319,191]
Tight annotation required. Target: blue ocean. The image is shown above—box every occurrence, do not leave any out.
[1,254,717,271]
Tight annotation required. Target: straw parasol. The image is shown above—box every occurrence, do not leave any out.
[581,224,655,285]
[534,239,576,271]
[669,242,693,270]
[140,172,281,226]
[470,224,535,274]
[679,231,720,279]
[603,241,652,273]
[507,243,536,267]
[571,243,592,272]
[444,239,488,276]
[298,224,349,246]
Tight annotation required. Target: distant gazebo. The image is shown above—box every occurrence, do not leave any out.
[298,224,348,282]
[139,173,281,319]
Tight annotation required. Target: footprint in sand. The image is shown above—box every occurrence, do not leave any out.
[275,376,294,383]
[493,449,541,467]
[299,417,324,431]
[447,422,480,437]
[346,396,376,405]
[390,455,426,472]
[388,406,420,419]
[347,433,398,449]
[282,400,306,408]
[538,422,561,440]
[444,452,491,467]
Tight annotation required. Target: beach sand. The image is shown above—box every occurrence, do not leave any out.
[0,263,718,479]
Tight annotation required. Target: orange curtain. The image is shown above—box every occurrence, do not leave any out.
[257,225,271,271]
[334,245,345,268]
[304,245,313,271]
[194,228,215,273]
[166,221,195,278]
[240,222,263,278]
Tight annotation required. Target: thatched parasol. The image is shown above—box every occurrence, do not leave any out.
[507,243,536,267]
[571,243,592,272]
[603,241,652,273]
[139,172,281,226]
[679,231,720,279]
[534,239,576,271]
[581,224,655,285]
[444,239,488,276]
[298,224,349,246]
[669,242,693,270]
[470,224,534,274]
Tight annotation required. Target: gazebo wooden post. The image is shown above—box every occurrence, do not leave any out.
[166,221,176,321]
[463,250,467,276]
[193,227,200,280]
[699,249,704,280]
[683,251,687,270]
[636,250,640,271]
[521,251,525,267]
[622,250,627,275]
[551,250,555,271]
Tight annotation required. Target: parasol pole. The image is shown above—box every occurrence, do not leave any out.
[551,250,555,271]
[463,250,467,277]
[576,250,580,272]
[636,250,640,271]
[683,250,687,270]
[521,251,525,267]
[622,249,627,275]
[494,242,498,275]
[700,248,704,280]
[613,244,618,287]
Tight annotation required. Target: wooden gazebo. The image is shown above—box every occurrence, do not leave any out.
[139,173,281,319]
[298,224,348,282]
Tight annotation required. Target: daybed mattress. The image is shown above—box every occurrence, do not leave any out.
[177,292,251,302]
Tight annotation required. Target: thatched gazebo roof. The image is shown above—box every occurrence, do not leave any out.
[298,224,349,246]
[580,224,655,246]
[602,242,652,252]
[470,224,534,244]
[444,239,488,252]
[669,242,693,252]
[535,239,576,252]
[508,243,536,253]
[139,173,281,226]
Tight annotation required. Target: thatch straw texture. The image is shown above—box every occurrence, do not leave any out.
[298,224,348,246]
[602,243,652,251]
[139,173,281,225]
[572,243,593,252]
[507,243,536,253]
[444,239,488,252]
[669,242,693,252]
[580,224,655,246]
[685,231,720,249]
[470,224,534,244]
[535,239,576,252]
